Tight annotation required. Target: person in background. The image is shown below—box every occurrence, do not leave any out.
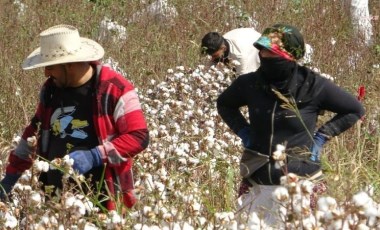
[0,24,149,210]
[217,23,365,225]
[201,27,261,76]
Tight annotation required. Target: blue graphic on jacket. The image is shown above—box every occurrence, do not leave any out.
[50,106,89,139]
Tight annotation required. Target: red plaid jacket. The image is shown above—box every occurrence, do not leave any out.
[6,64,149,210]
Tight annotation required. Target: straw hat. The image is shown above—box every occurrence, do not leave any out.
[22,24,105,70]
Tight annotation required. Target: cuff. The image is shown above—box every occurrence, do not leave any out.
[96,145,107,163]
[316,131,332,140]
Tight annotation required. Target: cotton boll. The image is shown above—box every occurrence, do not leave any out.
[14,184,32,192]
[19,170,32,182]
[302,215,317,230]
[188,157,200,165]
[328,219,343,230]
[364,206,379,227]
[129,211,139,220]
[133,224,147,230]
[287,182,300,195]
[158,167,168,181]
[356,223,370,230]
[49,215,58,227]
[27,136,37,147]
[291,194,311,216]
[109,210,122,224]
[273,187,289,202]
[274,161,284,169]
[317,196,337,212]
[64,195,76,208]
[204,120,215,128]
[272,147,286,163]
[39,214,50,225]
[143,206,153,216]
[191,202,201,214]
[30,191,42,206]
[83,222,99,230]
[352,191,372,208]
[300,180,314,194]
[156,150,166,159]
[63,155,74,166]
[82,197,96,213]
[4,212,18,228]
[142,173,154,192]
[286,173,299,183]
[154,181,166,192]
[34,160,50,172]
[176,66,185,71]
[365,184,375,197]
[276,144,285,152]
[12,134,21,146]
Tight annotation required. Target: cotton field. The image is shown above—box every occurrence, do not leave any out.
[0,0,379,229]
[0,64,378,229]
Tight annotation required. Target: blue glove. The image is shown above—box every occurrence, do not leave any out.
[310,132,328,162]
[238,126,251,148]
[0,173,21,201]
[69,147,103,175]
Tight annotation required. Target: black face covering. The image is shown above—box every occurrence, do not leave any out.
[259,55,296,83]
[258,54,317,104]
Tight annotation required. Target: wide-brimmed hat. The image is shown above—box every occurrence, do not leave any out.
[253,24,305,60]
[22,24,105,70]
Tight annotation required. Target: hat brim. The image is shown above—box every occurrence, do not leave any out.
[253,35,295,61]
[253,36,271,52]
[22,38,105,70]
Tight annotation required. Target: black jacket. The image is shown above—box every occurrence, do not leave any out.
[217,65,365,184]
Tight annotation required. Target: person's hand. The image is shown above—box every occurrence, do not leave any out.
[68,147,103,175]
[310,132,329,162]
[0,173,21,201]
[238,126,251,148]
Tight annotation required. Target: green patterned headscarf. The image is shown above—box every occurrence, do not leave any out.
[254,24,305,61]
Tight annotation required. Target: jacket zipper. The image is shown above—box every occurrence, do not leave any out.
[268,100,277,185]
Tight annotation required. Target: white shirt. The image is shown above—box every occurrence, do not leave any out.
[223,28,261,75]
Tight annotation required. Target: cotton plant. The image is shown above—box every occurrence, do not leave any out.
[13,0,27,18]
[0,62,379,228]
[138,64,238,168]
[103,57,128,77]
[270,173,380,229]
[272,175,327,229]
[0,136,125,228]
[128,0,178,25]
[1,211,18,228]
[98,17,127,43]
[272,144,287,169]
[50,155,76,179]
[135,64,297,228]
[130,64,243,227]
[214,0,259,28]
[254,143,379,229]
[214,212,238,229]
